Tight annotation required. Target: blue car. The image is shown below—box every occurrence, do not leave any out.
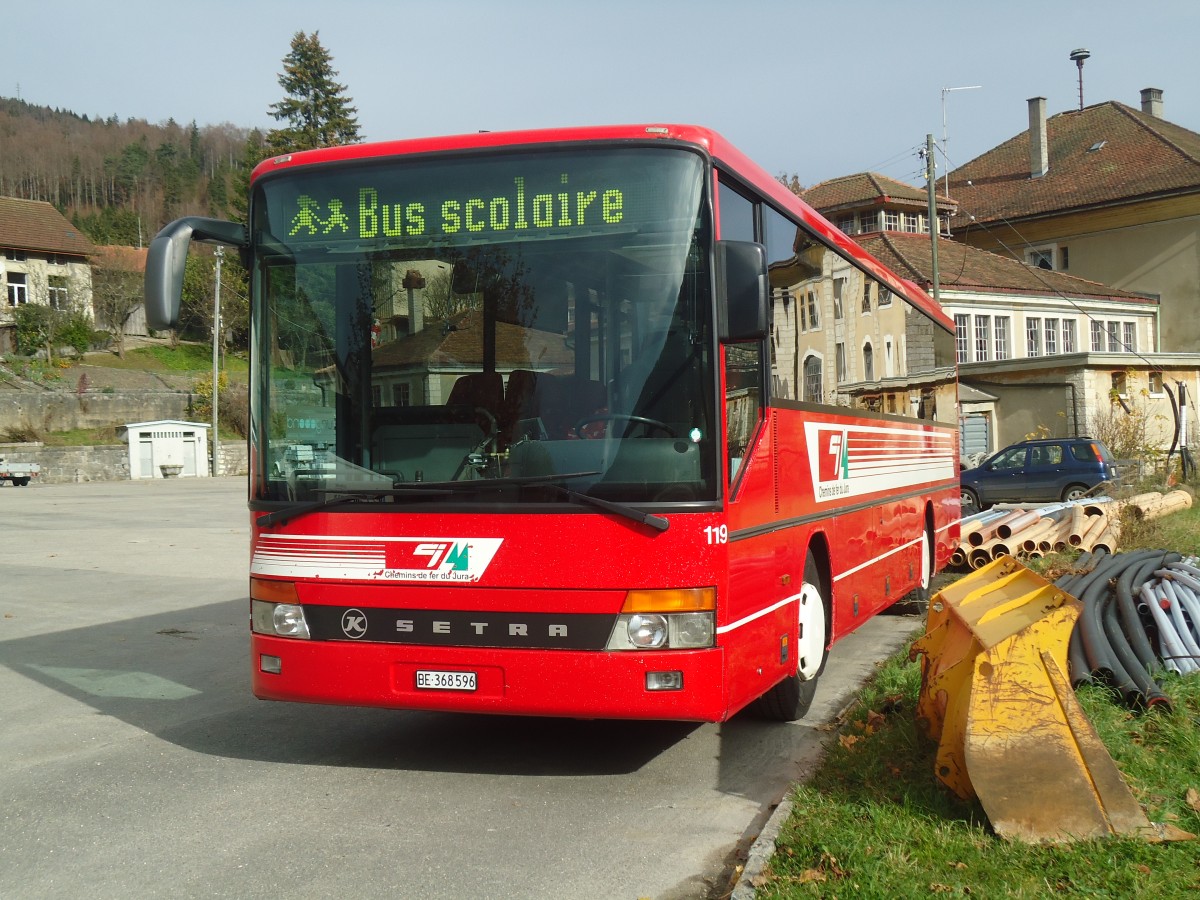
[960,438,1119,510]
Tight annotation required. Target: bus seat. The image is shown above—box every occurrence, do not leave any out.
[447,372,503,415]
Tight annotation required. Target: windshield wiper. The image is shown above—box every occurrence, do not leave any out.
[257,472,669,533]
[256,485,454,529]
[549,484,670,533]
[412,471,670,532]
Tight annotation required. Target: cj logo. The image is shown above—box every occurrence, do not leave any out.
[341,608,368,639]
[413,542,470,570]
[817,429,849,482]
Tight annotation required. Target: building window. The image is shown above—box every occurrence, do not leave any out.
[902,213,920,233]
[878,287,892,307]
[5,249,28,262]
[1107,323,1121,353]
[1026,318,1042,357]
[1111,371,1128,398]
[835,342,847,383]
[1060,246,1070,270]
[805,290,820,331]
[1062,320,1076,354]
[862,282,872,314]
[832,278,845,319]
[859,211,879,233]
[995,316,1010,360]
[47,276,69,310]
[883,211,900,231]
[955,314,970,363]
[837,216,855,234]
[6,272,27,306]
[863,343,874,381]
[394,383,411,406]
[1123,322,1135,353]
[803,355,822,403]
[1091,320,1105,352]
[974,315,991,362]
[1044,318,1058,355]
[1148,371,1164,395]
[1027,246,1055,270]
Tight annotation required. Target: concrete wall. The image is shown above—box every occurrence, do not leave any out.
[0,391,193,434]
[0,440,248,484]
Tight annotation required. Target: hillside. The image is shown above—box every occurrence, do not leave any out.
[0,97,257,245]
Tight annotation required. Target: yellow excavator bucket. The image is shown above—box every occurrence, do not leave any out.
[911,557,1192,843]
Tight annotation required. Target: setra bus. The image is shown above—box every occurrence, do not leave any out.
[145,124,959,722]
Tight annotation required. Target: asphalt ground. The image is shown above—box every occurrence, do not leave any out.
[0,477,919,899]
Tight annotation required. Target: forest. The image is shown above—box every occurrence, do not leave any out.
[0,96,258,245]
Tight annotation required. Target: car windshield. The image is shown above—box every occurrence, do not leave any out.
[249,146,717,507]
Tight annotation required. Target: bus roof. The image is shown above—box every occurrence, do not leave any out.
[251,124,951,330]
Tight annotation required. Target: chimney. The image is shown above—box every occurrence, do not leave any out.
[1140,87,1163,118]
[1028,97,1048,179]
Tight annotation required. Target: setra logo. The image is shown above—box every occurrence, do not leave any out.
[341,608,368,639]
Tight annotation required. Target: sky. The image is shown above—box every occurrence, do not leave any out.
[7,0,1200,191]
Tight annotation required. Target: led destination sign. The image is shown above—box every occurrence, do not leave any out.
[288,174,625,243]
[262,149,704,250]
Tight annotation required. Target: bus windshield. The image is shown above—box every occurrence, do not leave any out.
[250,146,717,507]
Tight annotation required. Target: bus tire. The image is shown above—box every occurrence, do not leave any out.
[752,553,827,722]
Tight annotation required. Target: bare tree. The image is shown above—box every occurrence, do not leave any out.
[90,262,144,358]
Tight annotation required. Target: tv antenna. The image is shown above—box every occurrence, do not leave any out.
[941,85,982,196]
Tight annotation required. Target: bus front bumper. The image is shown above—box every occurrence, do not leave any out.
[251,635,729,721]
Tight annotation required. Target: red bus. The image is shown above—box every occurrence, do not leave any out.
[145,124,959,722]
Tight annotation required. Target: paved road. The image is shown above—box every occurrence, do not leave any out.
[0,478,918,899]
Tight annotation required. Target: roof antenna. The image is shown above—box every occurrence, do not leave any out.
[1070,48,1091,111]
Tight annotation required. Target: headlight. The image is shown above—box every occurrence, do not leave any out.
[669,612,715,649]
[606,609,715,651]
[627,614,668,649]
[251,599,311,639]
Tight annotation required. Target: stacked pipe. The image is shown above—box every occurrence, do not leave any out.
[951,491,1194,569]
[1059,551,1200,709]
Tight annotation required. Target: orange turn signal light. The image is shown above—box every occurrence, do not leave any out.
[250,577,299,604]
[621,587,716,613]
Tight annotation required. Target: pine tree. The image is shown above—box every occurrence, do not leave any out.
[266,31,361,154]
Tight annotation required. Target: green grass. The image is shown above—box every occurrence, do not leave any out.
[759,504,1200,898]
[88,343,248,376]
[37,426,127,446]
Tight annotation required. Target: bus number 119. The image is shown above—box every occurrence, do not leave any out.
[704,525,728,545]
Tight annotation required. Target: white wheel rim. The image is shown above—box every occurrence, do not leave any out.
[796,580,826,680]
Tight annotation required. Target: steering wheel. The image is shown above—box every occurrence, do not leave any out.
[572,414,676,439]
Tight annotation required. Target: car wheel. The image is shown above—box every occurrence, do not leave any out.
[961,487,980,511]
[1061,483,1089,502]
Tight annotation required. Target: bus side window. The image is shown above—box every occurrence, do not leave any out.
[717,177,764,485]
[763,205,831,404]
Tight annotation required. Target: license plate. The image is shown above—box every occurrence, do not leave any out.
[416,670,477,691]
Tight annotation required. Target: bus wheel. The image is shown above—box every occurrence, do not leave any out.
[752,554,827,721]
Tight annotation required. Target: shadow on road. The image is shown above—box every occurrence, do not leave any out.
[3,594,701,776]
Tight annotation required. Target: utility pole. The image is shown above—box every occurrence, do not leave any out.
[211,246,223,476]
[925,133,941,306]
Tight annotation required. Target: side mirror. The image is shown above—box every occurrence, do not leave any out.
[716,240,768,342]
[144,217,247,331]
